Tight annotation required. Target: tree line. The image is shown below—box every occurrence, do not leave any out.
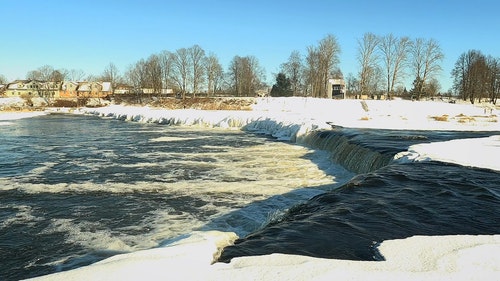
[272,35,341,98]
[452,50,499,104]
[1,33,498,104]
[274,33,445,100]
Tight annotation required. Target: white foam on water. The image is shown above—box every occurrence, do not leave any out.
[149,136,208,142]
[21,162,58,179]
[41,219,138,252]
[0,204,42,228]
[8,133,349,195]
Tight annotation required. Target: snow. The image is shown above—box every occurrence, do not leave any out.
[0,111,47,121]
[394,135,500,171]
[2,97,498,280]
[28,231,500,281]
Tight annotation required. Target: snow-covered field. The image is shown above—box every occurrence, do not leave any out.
[2,97,499,280]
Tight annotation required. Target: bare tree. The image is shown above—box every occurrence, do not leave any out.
[426,78,441,97]
[26,65,54,81]
[468,54,488,103]
[246,56,265,96]
[304,45,320,97]
[69,69,86,81]
[125,60,148,103]
[227,55,264,97]
[452,50,494,103]
[159,50,174,92]
[303,35,341,98]
[50,69,66,82]
[26,70,41,81]
[125,63,141,89]
[26,65,68,82]
[101,62,119,87]
[86,74,98,82]
[280,50,303,96]
[485,56,500,104]
[171,48,191,99]
[410,38,444,99]
[145,54,162,97]
[357,33,380,97]
[0,74,7,84]
[205,53,223,96]
[345,72,359,97]
[228,56,241,96]
[378,34,410,99]
[318,34,341,98]
[452,50,477,102]
[188,45,206,96]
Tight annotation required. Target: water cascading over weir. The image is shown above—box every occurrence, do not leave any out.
[297,129,394,174]
[80,105,394,175]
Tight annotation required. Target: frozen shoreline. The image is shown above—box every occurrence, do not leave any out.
[29,231,500,281]
[3,97,499,280]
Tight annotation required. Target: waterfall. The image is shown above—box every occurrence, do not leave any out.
[299,130,393,174]
[78,106,393,174]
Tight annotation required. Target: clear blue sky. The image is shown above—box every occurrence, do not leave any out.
[1,0,499,91]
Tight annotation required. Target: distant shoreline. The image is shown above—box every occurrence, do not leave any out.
[1,97,499,132]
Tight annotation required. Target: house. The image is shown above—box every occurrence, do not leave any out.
[59,81,79,98]
[77,81,94,98]
[100,82,112,97]
[141,88,174,96]
[255,88,269,97]
[4,80,41,97]
[77,81,109,98]
[327,78,346,99]
[38,81,61,99]
[2,79,113,101]
[113,84,133,94]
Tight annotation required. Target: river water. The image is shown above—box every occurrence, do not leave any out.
[1,113,499,280]
[0,114,351,280]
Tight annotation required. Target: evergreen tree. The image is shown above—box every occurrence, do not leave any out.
[409,76,424,100]
[270,72,292,97]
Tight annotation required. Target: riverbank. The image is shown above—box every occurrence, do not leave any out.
[72,97,500,133]
[1,96,499,132]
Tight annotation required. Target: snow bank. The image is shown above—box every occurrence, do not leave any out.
[394,135,500,171]
[0,111,47,121]
[76,104,322,142]
[251,97,499,131]
[76,98,499,142]
[28,231,500,281]
[0,97,25,108]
